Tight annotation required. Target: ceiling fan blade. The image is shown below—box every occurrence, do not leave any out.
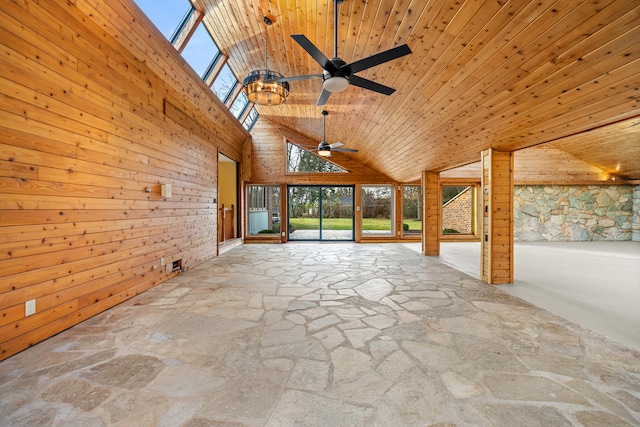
[266,74,323,83]
[349,75,396,95]
[332,147,358,153]
[316,89,332,106]
[291,34,338,73]
[329,142,344,148]
[347,44,412,74]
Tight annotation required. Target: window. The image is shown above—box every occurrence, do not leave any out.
[242,107,259,131]
[402,185,422,235]
[230,92,250,119]
[361,185,394,236]
[212,64,238,103]
[286,142,347,173]
[442,185,476,235]
[134,0,191,42]
[136,0,253,129]
[181,23,221,78]
[247,185,281,235]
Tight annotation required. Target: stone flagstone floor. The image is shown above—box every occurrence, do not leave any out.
[1,243,639,426]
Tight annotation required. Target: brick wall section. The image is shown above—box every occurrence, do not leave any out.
[442,187,473,234]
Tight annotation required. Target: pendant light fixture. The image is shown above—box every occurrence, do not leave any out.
[241,16,290,105]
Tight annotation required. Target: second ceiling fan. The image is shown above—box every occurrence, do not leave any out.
[281,0,412,106]
[316,110,357,157]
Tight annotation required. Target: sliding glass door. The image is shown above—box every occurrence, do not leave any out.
[288,185,354,241]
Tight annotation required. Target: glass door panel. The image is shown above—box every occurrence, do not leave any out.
[288,186,320,240]
[321,186,354,241]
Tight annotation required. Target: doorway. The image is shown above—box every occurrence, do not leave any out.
[218,153,240,252]
[287,185,354,241]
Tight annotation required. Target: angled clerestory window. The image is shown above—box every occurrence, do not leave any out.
[135,1,255,129]
[242,107,259,131]
[134,0,191,42]
[212,64,238,103]
[286,142,347,173]
[230,92,250,119]
[180,23,221,78]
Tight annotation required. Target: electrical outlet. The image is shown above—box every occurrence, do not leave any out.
[25,299,36,317]
[160,257,165,266]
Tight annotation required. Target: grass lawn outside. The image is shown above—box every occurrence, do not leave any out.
[289,217,422,231]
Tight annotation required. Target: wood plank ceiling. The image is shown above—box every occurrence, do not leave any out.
[195,0,640,182]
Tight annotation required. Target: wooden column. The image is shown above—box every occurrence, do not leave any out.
[354,184,362,243]
[481,149,514,284]
[422,171,441,256]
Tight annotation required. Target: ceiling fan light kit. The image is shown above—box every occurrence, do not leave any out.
[318,141,332,156]
[242,16,290,105]
[323,75,349,93]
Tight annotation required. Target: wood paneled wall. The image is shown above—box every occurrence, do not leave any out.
[0,0,247,361]
[249,119,393,185]
[442,145,617,184]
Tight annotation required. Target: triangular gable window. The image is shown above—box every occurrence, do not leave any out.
[286,142,347,173]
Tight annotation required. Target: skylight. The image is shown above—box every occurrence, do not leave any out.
[180,23,221,78]
[133,0,189,42]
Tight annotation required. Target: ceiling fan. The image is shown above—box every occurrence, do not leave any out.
[315,110,357,157]
[277,0,412,106]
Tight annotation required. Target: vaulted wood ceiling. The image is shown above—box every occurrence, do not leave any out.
[194,0,640,182]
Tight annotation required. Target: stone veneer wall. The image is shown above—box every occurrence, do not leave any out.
[514,185,635,241]
[633,185,640,241]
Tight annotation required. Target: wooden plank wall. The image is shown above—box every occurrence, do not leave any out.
[249,118,394,185]
[441,145,617,184]
[0,0,247,361]
[248,118,420,243]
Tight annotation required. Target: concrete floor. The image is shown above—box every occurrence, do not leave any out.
[1,243,639,426]
[407,242,640,351]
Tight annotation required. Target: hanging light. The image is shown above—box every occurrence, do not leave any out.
[317,111,331,156]
[242,17,290,105]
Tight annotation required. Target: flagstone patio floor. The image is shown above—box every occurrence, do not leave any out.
[1,243,639,426]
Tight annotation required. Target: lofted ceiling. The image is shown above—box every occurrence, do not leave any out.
[193,0,640,182]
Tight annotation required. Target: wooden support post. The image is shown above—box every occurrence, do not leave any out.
[481,149,514,284]
[354,184,362,243]
[422,171,441,256]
